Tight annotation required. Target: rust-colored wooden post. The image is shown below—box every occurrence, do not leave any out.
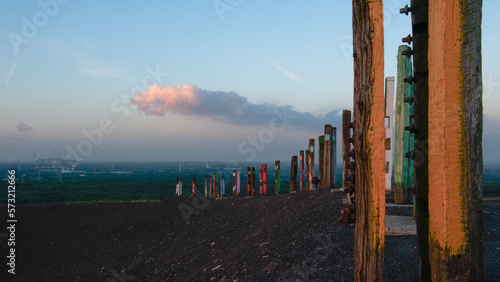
[318,135,325,188]
[275,161,280,195]
[352,0,385,280]
[299,150,304,191]
[305,149,310,191]
[289,156,298,193]
[263,164,267,195]
[427,0,484,280]
[308,139,315,191]
[247,167,251,196]
[342,110,352,188]
[323,125,332,189]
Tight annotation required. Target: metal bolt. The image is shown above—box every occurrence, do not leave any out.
[402,48,413,58]
[405,123,416,134]
[404,76,415,84]
[346,162,355,171]
[408,183,417,194]
[345,173,355,183]
[405,150,416,160]
[404,95,414,105]
[402,34,412,44]
[347,150,355,159]
[400,4,411,16]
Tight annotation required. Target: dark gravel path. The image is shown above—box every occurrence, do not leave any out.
[0,190,498,281]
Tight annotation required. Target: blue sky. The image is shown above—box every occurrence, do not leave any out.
[1,0,499,164]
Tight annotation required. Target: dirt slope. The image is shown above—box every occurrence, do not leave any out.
[1,190,498,281]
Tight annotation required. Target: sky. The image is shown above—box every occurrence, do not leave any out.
[1,0,499,165]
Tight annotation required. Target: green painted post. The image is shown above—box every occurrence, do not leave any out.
[395,44,414,204]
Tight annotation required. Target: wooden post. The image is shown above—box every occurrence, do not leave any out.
[259,164,263,195]
[394,45,414,204]
[275,161,280,194]
[342,110,352,188]
[179,178,183,196]
[221,172,225,197]
[323,125,332,189]
[427,0,483,280]
[305,149,310,191]
[176,176,180,197]
[289,156,298,193]
[352,0,385,280]
[299,150,304,191]
[209,175,212,198]
[318,135,325,188]
[236,170,240,197]
[213,173,216,197]
[263,164,267,195]
[331,127,337,189]
[308,139,315,191]
[205,175,208,197]
[233,170,237,197]
[192,175,196,197]
[251,167,256,196]
[384,77,395,193]
[247,167,251,196]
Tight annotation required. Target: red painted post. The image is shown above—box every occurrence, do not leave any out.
[263,164,267,195]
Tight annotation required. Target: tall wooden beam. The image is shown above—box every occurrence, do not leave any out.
[352,0,385,280]
[406,0,431,278]
[330,127,337,189]
[275,161,280,195]
[395,45,414,204]
[318,135,325,188]
[427,0,483,280]
[308,139,315,191]
[290,156,298,193]
[384,77,395,193]
[305,149,310,191]
[299,150,304,192]
[342,110,352,188]
[323,125,332,189]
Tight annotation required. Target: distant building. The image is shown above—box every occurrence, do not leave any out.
[35,158,77,172]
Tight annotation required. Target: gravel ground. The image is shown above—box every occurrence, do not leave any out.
[0,190,498,281]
